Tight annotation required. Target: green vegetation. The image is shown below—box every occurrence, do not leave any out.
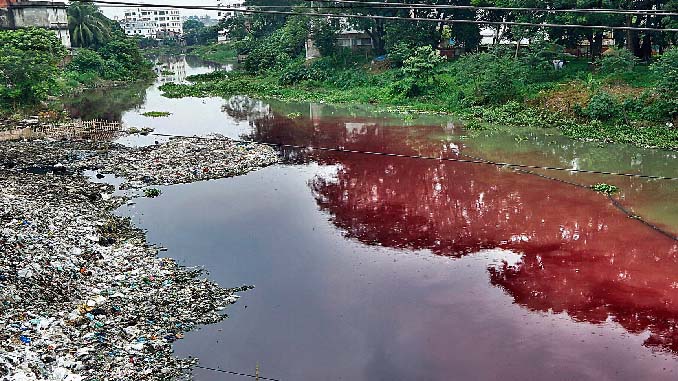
[144,188,162,198]
[0,2,153,116]
[188,43,238,64]
[142,111,172,117]
[68,1,114,49]
[0,28,67,109]
[591,183,620,195]
[156,3,678,150]
[182,19,218,46]
[160,49,678,149]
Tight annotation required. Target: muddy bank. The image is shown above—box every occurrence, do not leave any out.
[0,136,278,380]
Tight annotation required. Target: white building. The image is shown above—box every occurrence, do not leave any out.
[216,0,244,43]
[119,7,182,38]
[217,0,244,19]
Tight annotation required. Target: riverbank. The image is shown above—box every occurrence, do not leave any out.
[0,136,278,380]
[158,58,678,151]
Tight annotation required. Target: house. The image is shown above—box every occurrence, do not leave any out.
[118,7,182,39]
[0,0,71,48]
[337,29,373,50]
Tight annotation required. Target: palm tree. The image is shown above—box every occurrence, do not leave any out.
[68,2,111,48]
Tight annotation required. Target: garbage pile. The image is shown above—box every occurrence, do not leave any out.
[0,136,279,189]
[78,136,279,189]
[0,136,278,380]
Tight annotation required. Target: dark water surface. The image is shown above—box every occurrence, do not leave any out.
[70,57,678,380]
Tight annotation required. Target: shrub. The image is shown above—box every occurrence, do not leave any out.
[403,46,444,79]
[99,38,153,80]
[388,42,414,68]
[243,16,308,74]
[311,19,337,57]
[651,48,678,98]
[453,52,527,105]
[279,61,322,85]
[388,46,445,97]
[0,28,67,105]
[599,48,637,76]
[68,49,105,74]
[586,92,622,121]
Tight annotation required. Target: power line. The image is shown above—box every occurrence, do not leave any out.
[149,133,678,181]
[81,0,678,32]
[146,133,677,240]
[194,365,282,381]
[307,0,678,17]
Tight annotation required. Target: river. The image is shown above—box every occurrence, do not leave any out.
[67,56,678,380]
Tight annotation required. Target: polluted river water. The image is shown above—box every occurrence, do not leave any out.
[66,56,678,380]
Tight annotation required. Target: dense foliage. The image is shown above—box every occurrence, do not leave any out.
[0,29,67,106]
[183,19,219,46]
[1,3,152,113]
[68,2,114,49]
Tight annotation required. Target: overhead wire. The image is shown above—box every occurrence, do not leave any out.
[148,133,678,181]
[305,0,678,17]
[146,132,678,240]
[80,0,678,32]
[194,364,281,381]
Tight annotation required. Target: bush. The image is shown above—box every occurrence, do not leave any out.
[599,48,637,76]
[279,60,329,85]
[388,46,445,97]
[68,49,105,74]
[453,52,527,105]
[586,92,622,121]
[311,19,337,57]
[651,48,678,98]
[243,16,308,74]
[0,28,67,105]
[388,42,413,68]
[99,38,153,80]
[403,46,444,79]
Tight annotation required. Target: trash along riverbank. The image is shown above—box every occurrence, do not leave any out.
[0,136,278,380]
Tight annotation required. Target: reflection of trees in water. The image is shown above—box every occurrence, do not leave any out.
[248,111,678,354]
[64,81,150,121]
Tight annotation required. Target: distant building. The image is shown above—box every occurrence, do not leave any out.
[217,0,244,19]
[119,7,182,38]
[216,0,244,43]
[0,0,71,48]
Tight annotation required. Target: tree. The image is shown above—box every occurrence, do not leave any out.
[99,39,153,80]
[0,28,67,106]
[68,2,112,49]
[183,19,205,32]
[311,18,339,56]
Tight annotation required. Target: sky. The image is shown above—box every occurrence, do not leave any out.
[99,0,238,19]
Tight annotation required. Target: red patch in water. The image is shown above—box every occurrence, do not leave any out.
[250,113,678,353]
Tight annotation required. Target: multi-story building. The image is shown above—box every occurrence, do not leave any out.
[217,0,245,19]
[119,7,182,38]
[216,0,244,43]
[0,0,71,48]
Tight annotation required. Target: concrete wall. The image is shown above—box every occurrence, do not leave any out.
[1,2,71,48]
